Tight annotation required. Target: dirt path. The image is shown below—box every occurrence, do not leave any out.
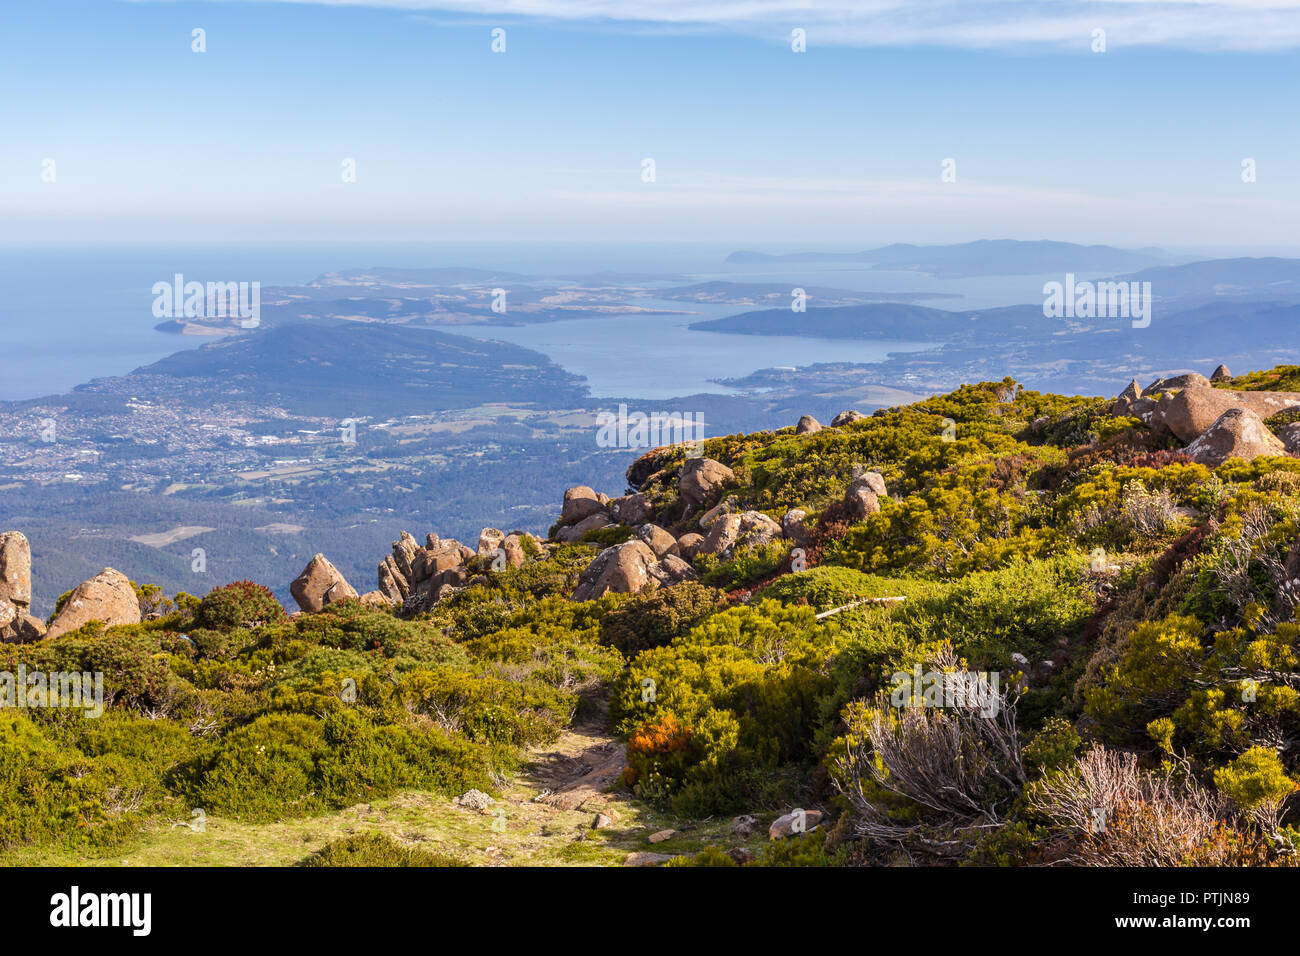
[519,695,629,815]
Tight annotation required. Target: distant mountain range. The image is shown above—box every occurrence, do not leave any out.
[1119,257,1300,299]
[725,239,1172,277]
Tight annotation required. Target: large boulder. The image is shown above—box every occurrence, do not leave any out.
[561,486,608,525]
[850,470,888,497]
[1184,408,1286,467]
[844,470,888,520]
[45,568,141,639]
[635,523,679,559]
[477,528,505,557]
[1156,386,1300,443]
[831,410,865,427]
[412,542,465,581]
[782,509,811,547]
[699,510,783,558]
[608,492,652,526]
[1211,364,1232,383]
[846,488,881,520]
[1110,379,1143,416]
[769,809,824,840]
[290,553,358,613]
[377,555,408,604]
[390,531,421,581]
[571,540,697,602]
[676,532,705,561]
[678,458,734,509]
[1278,422,1300,455]
[1146,372,1211,393]
[499,533,527,569]
[556,512,613,543]
[795,415,823,435]
[0,532,32,610]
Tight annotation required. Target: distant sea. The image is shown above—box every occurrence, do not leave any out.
[0,241,1059,403]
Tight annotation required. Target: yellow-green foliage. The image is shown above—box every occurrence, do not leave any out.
[1089,613,1300,798]
[1214,747,1297,811]
[1220,364,1300,392]
[0,550,621,849]
[298,831,460,867]
[611,600,839,813]
[826,470,1059,576]
[16,370,1300,865]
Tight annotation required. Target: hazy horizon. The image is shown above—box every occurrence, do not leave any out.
[7,1,1300,245]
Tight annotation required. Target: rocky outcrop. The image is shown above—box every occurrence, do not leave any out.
[678,457,734,509]
[556,512,613,543]
[1155,386,1300,443]
[1211,364,1232,383]
[795,415,823,435]
[45,568,141,639]
[391,530,421,582]
[560,486,608,525]
[0,531,39,643]
[0,531,32,610]
[844,469,889,520]
[1278,422,1300,455]
[635,523,679,559]
[1146,372,1211,393]
[376,529,505,614]
[698,510,783,558]
[1110,379,1143,416]
[477,528,505,557]
[608,492,652,526]
[782,508,811,547]
[1184,408,1286,467]
[769,809,824,840]
[676,532,705,561]
[831,410,865,427]
[571,539,697,602]
[289,553,358,613]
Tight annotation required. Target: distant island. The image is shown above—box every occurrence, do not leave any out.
[725,239,1173,277]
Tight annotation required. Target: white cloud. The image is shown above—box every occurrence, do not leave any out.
[212,0,1300,50]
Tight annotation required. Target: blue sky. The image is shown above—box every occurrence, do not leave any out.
[3,0,1300,247]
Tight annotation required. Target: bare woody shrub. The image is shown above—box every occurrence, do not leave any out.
[1210,502,1300,625]
[1121,480,1178,538]
[832,646,1025,861]
[1027,746,1255,866]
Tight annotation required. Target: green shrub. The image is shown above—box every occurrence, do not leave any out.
[0,711,153,850]
[193,580,285,630]
[599,583,725,657]
[695,540,790,590]
[298,832,460,867]
[581,525,634,547]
